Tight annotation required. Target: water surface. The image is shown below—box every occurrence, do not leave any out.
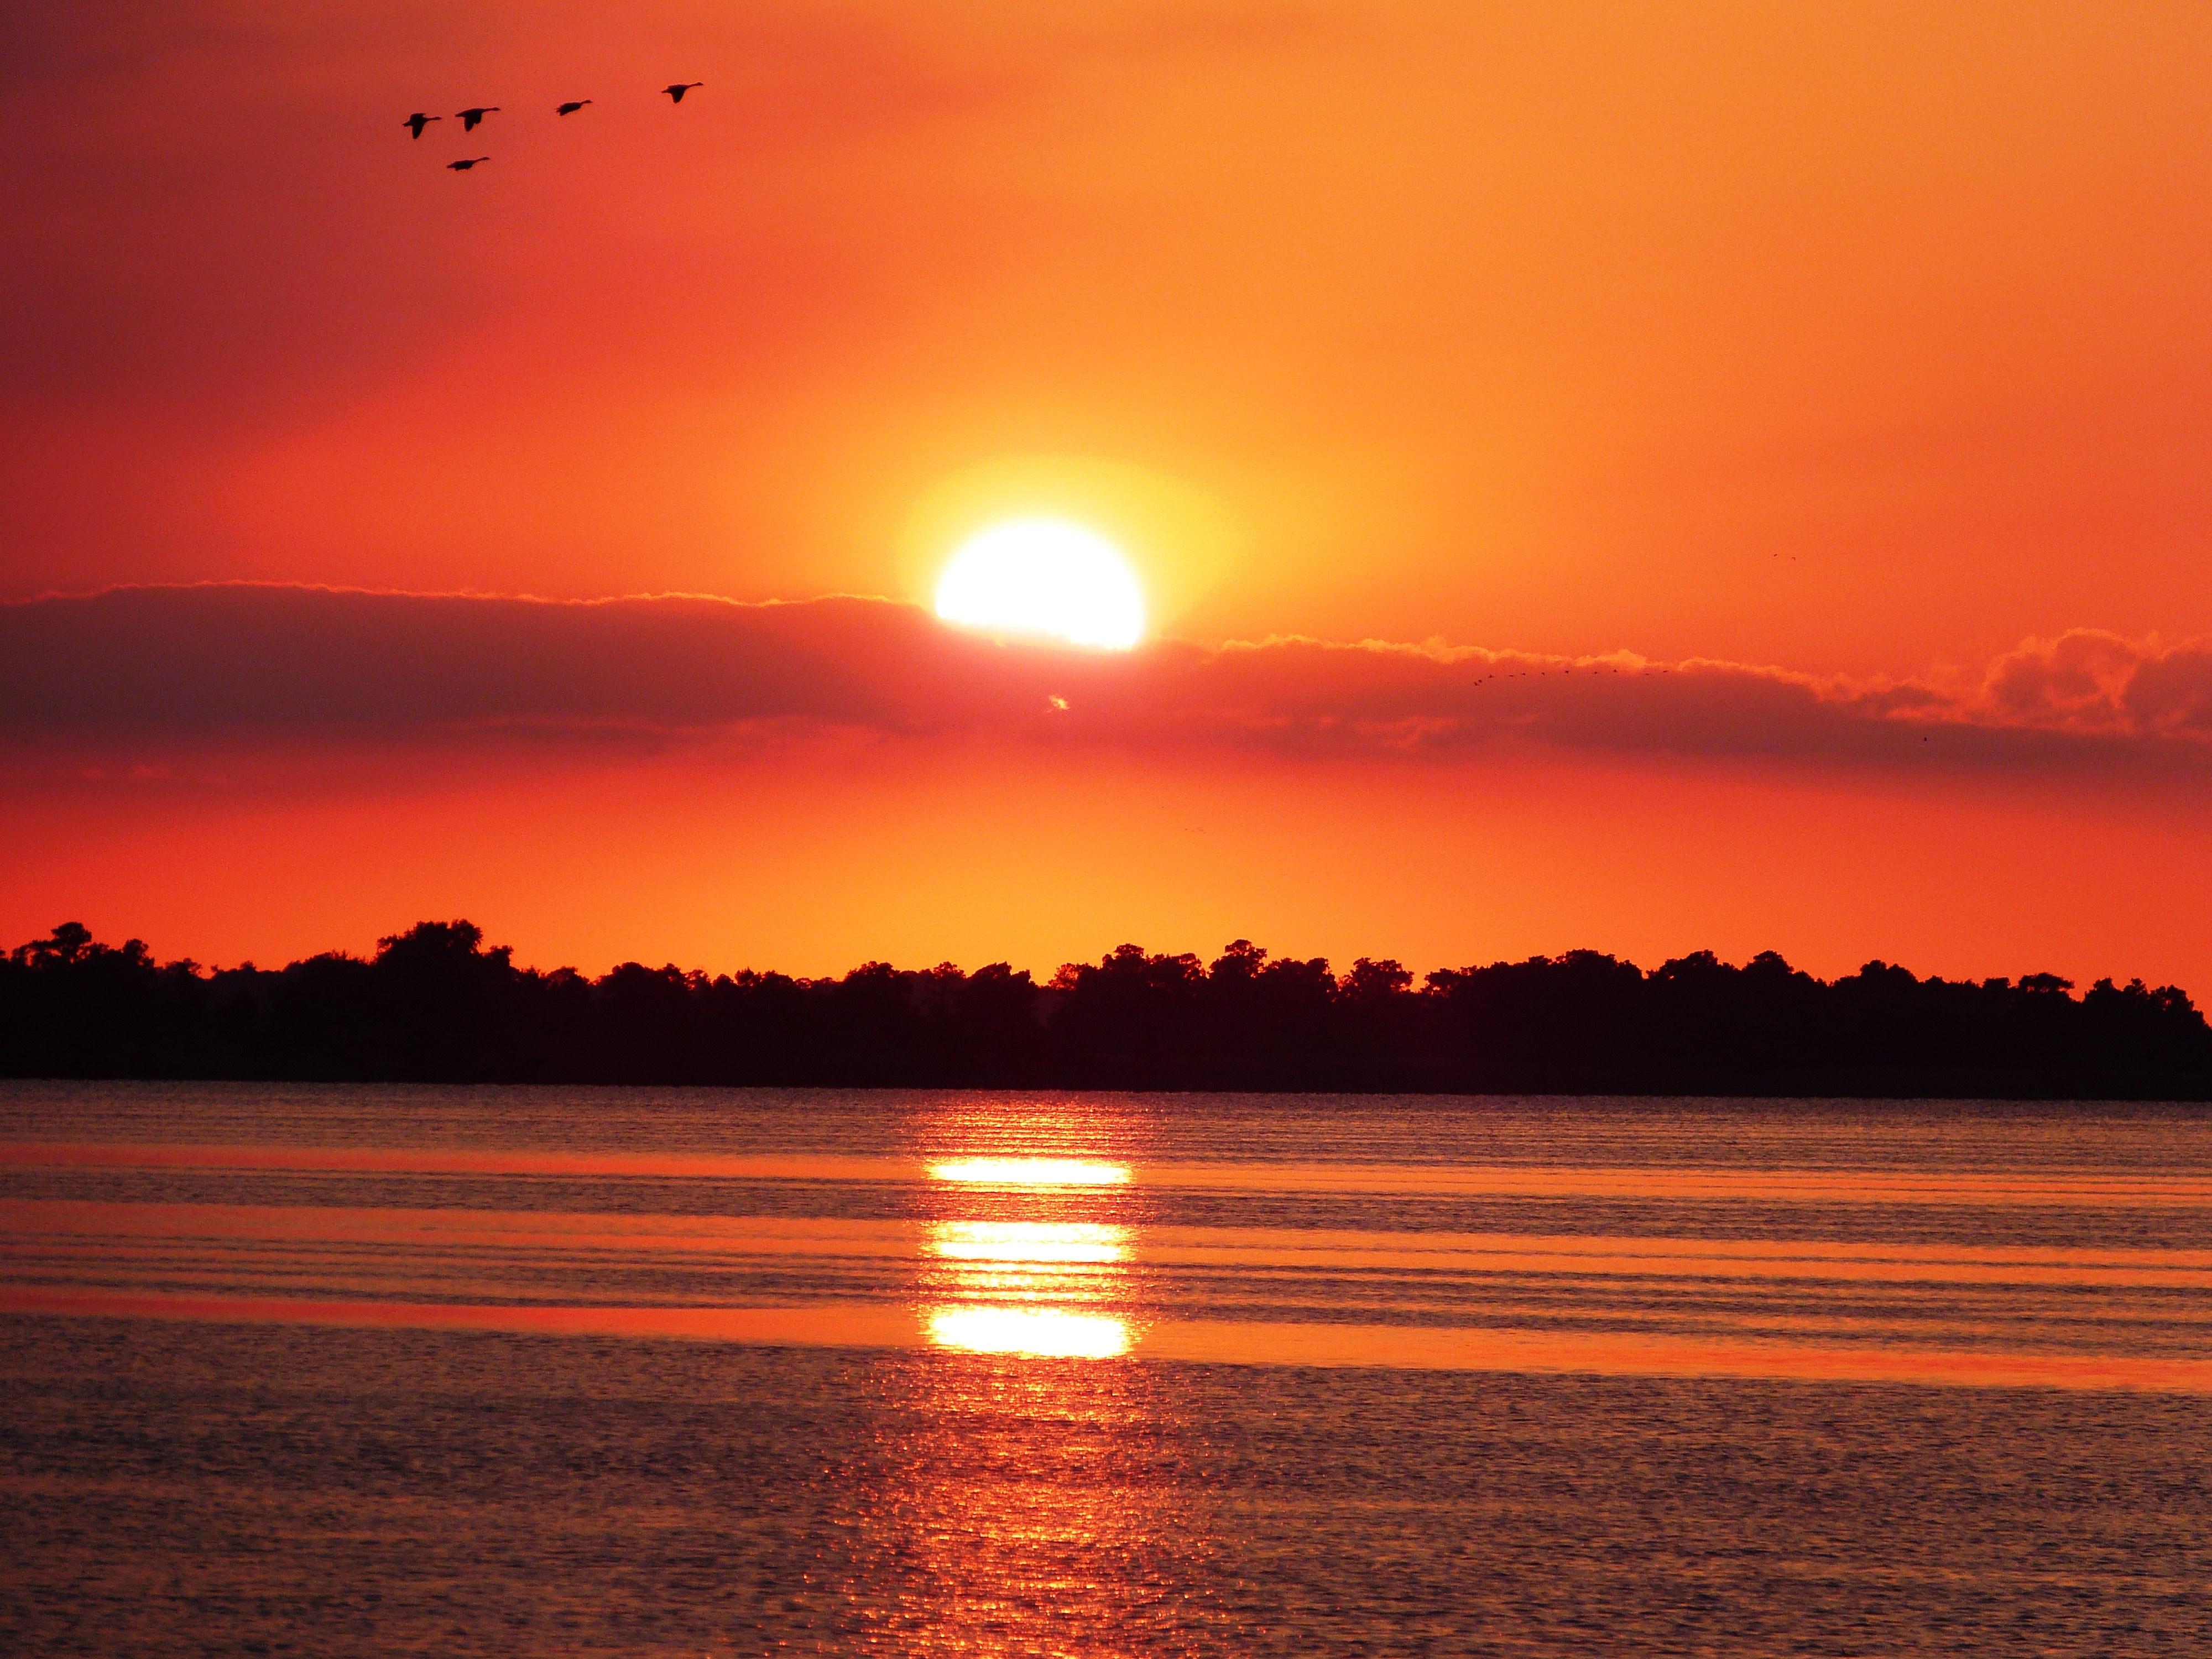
[3,1083,2209,1653]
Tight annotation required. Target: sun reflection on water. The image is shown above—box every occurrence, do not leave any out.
[920,1142,1136,1358]
[847,1102,1229,1652]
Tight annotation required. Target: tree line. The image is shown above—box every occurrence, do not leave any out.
[3,919,2208,1097]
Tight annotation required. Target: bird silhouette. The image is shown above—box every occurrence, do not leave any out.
[447,156,491,171]
[403,112,441,139]
[661,82,702,102]
[556,100,592,116]
[456,106,500,131]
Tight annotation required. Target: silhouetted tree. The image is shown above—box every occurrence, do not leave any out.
[1047,945,1210,1087]
[592,962,704,1084]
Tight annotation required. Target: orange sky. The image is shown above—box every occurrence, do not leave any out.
[5,3,2211,988]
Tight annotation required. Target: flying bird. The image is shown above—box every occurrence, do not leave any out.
[455,106,500,131]
[661,82,702,102]
[447,156,491,171]
[556,100,592,116]
[402,112,441,139]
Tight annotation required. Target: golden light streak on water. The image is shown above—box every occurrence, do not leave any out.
[926,1219,1131,1264]
[928,1157,1131,1187]
[925,1306,1134,1358]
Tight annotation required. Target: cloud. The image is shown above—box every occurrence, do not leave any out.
[1975,630,2212,739]
[2,583,2207,774]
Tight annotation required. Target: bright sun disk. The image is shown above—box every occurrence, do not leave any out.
[935,519,1144,649]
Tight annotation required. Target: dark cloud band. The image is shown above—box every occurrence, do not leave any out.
[3,583,2207,770]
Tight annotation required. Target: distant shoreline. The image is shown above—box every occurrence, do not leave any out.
[4,1079,2210,1105]
[8,919,2210,1100]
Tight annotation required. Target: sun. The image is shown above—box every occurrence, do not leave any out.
[935,519,1145,649]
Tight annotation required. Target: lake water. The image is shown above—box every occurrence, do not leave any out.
[3,1082,2209,1654]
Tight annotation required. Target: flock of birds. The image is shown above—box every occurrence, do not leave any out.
[404,82,704,171]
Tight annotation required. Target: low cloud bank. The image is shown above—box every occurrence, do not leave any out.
[3,583,2208,770]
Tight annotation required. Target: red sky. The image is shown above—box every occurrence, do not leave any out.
[6,2,2211,988]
